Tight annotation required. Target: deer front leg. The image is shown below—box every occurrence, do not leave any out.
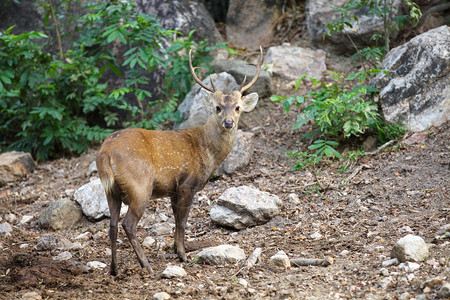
[171,189,194,262]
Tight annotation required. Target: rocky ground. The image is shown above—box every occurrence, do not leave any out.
[0,79,449,299]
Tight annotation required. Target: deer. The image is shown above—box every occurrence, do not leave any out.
[96,47,263,275]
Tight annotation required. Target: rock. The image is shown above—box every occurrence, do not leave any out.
[86,261,107,270]
[398,226,413,234]
[153,292,171,300]
[150,223,173,236]
[362,136,378,152]
[21,291,42,300]
[379,268,389,277]
[174,72,238,130]
[391,234,429,262]
[238,278,248,288]
[210,186,282,230]
[0,151,36,186]
[161,265,187,278]
[38,198,82,230]
[403,132,428,145]
[75,232,91,241]
[422,277,443,289]
[74,179,109,220]
[263,44,327,80]
[226,0,282,50]
[138,0,222,47]
[398,261,420,273]
[86,161,97,176]
[0,222,13,235]
[309,232,323,240]
[20,215,34,224]
[143,236,156,248]
[270,250,291,268]
[372,26,450,131]
[195,244,246,265]
[35,233,75,251]
[4,213,17,224]
[382,257,399,267]
[437,282,450,298]
[215,130,255,176]
[52,251,73,261]
[306,0,403,54]
[210,59,272,97]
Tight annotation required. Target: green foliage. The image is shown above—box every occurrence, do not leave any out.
[325,0,422,63]
[0,0,226,160]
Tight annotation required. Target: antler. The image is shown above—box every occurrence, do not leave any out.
[189,49,215,93]
[239,46,264,94]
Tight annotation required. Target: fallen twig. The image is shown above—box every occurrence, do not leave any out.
[290,257,334,267]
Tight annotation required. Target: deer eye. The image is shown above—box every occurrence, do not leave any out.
[216,106,221,113]
[235,106,240,112]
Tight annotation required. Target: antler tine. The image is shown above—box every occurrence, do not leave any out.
[189,49,215,93]
[239,46,264,94]
[238,75,247,91]
[209,74,217,92]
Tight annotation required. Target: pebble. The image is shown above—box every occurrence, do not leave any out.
[0,222,13,235]
[398,226,413,234]
[153,292,170,300]
[339,250,350,256]
[391,234,429,262]
[399,261,420,273]
[20,215,34,224]
[238,278,248,288]
[21,291,42,300]
[382,258,399,267]
[309,232,323,240]
[143,236,155,248]
[161,265,187,278]
[86,261,107,269]
[421,277,443,289]
[4,213,17,224]
[75,232,91,241]
[52,251,73,261]
[270,250,291,268]
[379,268,389,276]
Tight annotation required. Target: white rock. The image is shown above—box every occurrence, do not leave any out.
[75,232,91,241]
[20,215,34,224]
[195,244,246,265]
[398,226,413,234]
[153,292,170,300]
[161,265,187,278]
[391,234,429,262]
[238,278,248,288]
[379,268,389,276]
[210,186,282,230]
[143,236,156,248]
[399,261,420,273]
[382,257,399,267]
[339,250,350,256]
[86,261,107,269]
[20,243,29,249]
[309,232,323,240]
[0,222,13,234]
[52,251,73,261]
[270,250,291,268]
[4,213,17,224]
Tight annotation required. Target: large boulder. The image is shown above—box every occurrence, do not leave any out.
[263,44,327,80]
[137,0,223,46]
[306,0,403,54]
[372,25,450,131]
[226,0,283,50]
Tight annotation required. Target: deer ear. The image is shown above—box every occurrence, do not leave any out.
[241,93,259,112]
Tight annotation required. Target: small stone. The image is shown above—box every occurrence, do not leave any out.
[421,277,443,289]
[4,213,17,224]
[195,245,246,265]
[35,233,74,251]
[391,234,429,262]
[437,282,450,298]
[161,265,187,278]
[378,276,393,289]
[398,226,413,234]
[20,244,29,249]
[238,278,248,288]
[339,250,350,256]
[21,291,42,300]
[0,222,13,235]
[52,251,73,261]
[382,258,399,267]
[75,232,91,241]
[20,215,34,224]
[309,232,323,240]
[379,268,389,276]
[287,193,301,205]
[86,261,107,269]
[153,292,170,300]
[398,292,411,300]
[399,261,421,273]
[270,250,291,269]
[143,236,156,248]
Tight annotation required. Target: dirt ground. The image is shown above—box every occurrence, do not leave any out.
[0,83,449,299]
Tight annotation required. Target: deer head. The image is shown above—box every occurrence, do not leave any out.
[189,47,263,131]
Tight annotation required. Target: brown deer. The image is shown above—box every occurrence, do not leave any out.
[96,47,263,275]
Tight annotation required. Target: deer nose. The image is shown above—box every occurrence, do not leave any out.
[224,120,234,129]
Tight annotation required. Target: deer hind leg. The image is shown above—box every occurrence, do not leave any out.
[171,188,194,262]
[122,189,153,273]
[106,185,122,276]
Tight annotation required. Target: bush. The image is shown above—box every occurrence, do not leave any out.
[0,0,226,161]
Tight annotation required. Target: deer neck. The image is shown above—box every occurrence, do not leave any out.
[201,115,237,167]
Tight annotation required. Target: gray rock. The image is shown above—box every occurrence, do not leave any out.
[391,234,429,262]
[38,198,82,230]
[210,186,282,230]
[226,0,282,50]
[215,130,255,176]
[437,282,450,298]
[306,0,403,54]
[161,265,187,278]
[153,292,171,300]
[143,236,156,248]
[52,251,73,261]
[86,261,107,270]
[0,222,13,235]
[86,161,97,176]
[35,233,75,251]
[210,59,272,97]
[74,179,109,220]
[372,25,450,131]
[174,72,238,130]
[0,151,36,186]
[270,250,291,268]
[263,44,327,80]
[195,244,246,265]
[382,257,399,267]
[150,223,173,236]
[21,291,42,300]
